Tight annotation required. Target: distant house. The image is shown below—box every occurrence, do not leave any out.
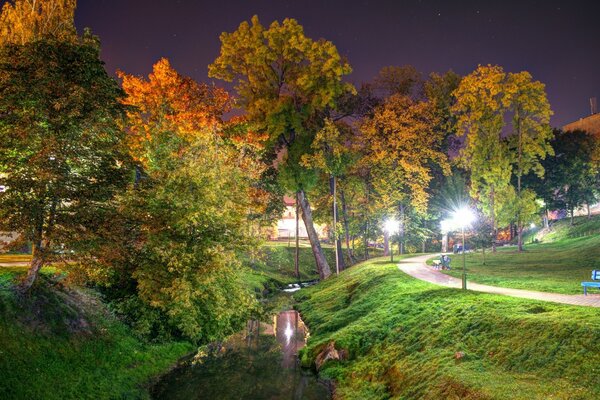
[270,195,328,240]
[563,111,600,136]
[562,100,600,217]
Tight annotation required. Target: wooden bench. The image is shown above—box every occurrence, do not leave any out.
[581,270,600,295]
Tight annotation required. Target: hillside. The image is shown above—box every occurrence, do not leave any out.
[295,258,600,399]
[0,274,193,399]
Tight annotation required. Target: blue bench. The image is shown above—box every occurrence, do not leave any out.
[581,270,600,295]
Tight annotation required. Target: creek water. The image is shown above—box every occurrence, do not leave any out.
[152,304,330,399]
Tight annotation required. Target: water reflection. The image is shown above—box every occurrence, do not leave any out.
[152,310,329,400]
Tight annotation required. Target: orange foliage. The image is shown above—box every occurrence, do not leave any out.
[118,58,232,162]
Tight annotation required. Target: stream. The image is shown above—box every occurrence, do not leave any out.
[152,290,330,400]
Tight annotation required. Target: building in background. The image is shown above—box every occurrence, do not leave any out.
[562,97,600,217]
[270,195,328,241]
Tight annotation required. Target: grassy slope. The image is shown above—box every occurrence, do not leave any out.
[0,270,194,400]
[296,257,600,400]
[441,215,600,294]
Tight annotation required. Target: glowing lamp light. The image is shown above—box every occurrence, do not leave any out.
[452,207,476,228]
[384,218,400,235]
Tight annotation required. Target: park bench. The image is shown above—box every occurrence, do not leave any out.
[433,256,451,270]
[581,270,600,295]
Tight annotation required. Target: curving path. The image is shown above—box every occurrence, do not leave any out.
[398,253,600,307]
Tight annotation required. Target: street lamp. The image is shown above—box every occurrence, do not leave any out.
[452,207,476,290]
[384,218,400,262]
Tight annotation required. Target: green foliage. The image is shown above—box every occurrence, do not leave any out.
[0,39,130,287]
[209,15,353,150]
[525,129,598,218]
[91,134,257,343]
[296,258,600,399]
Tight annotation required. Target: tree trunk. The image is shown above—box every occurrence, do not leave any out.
[482,246,486,265]
[20,238,47,292]
[587,203,591,219]
[336,239,345,271]
[383,231,390,256]
[543,206,549,229]
[422,240,426,253]
[516,109,524,252]
[491,185,497,253]
[570,205,575,226]
[298,189,331,279]
[399,203,405,255]
[339,188,355,263]
[331,176,340,275]
[295,192,300,281]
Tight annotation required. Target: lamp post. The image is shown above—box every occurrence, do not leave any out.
[452,207,475,290]
[384,219,400,263]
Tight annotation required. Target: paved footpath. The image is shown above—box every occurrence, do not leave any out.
[398,254,600,308]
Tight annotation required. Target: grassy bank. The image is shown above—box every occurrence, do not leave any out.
[0,271,194,399]
[441,215,600,294]
[295,257,600,399]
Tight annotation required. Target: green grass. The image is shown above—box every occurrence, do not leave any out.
[0,270,194,399]
[295,257,600,399]
[440,215,600,294]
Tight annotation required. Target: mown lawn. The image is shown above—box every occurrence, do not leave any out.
[295,257,600,400]
[0,270,193,400]
[440,216,600,294]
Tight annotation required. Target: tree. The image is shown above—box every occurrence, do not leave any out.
[453,65,513,252]
[302,119,357,273]
[0,0,77,45]
[79,60,259,342]
[361,94,450,253]
[0,39,130,291]
[209,16,353,279]
[118,58,232,166]
[526,130,598,225]
[505,71,553,250]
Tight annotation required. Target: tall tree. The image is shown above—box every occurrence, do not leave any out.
[0,38,130,290]
[505,71,553,250]
[209,16,353,279]
[361,94,450,250]
[81,60,258,342]
[453,65,512,252]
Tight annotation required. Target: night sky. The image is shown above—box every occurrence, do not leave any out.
[72,0,600,126]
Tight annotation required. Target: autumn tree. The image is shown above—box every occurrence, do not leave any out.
[209,16,353,279]
[453,65,513,252]
[0,0,77,45]
[454,65,553,251]
[79,60,258,342]
[0,38,130,291]
[361,94,450,253]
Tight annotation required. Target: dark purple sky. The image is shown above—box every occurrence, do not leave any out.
[73,0,600,126]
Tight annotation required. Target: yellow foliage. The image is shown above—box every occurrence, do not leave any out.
[0,0,77,45]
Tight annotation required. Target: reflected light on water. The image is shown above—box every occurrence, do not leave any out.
[284,322,294,344]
